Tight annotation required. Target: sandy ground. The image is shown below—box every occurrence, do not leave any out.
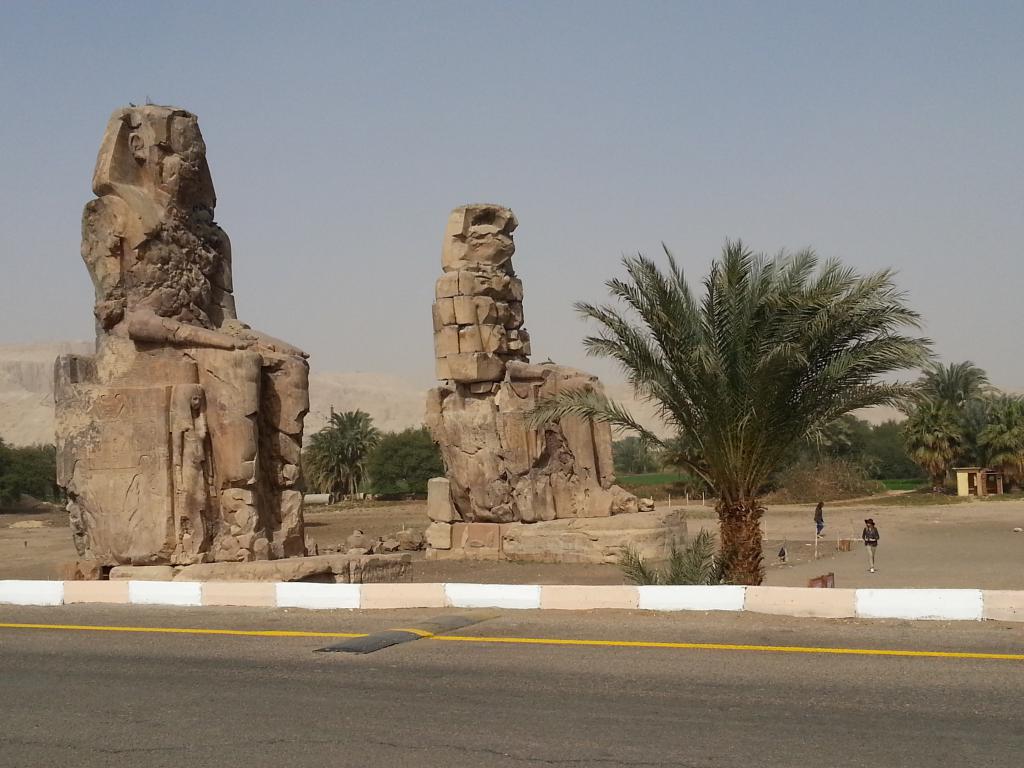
[2,497,1023,588]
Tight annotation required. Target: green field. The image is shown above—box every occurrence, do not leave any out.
[880,478,927,491]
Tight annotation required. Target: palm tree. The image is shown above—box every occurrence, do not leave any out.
[304,409,381,497]
[917,361,989,409]
[531,241,928,585]
[902,400,963,490]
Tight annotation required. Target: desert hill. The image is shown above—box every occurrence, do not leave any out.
[0,342,668,446]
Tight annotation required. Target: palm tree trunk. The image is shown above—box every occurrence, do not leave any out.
[717,500,765,586]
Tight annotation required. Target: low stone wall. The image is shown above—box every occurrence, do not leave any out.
[3,580,1022,621]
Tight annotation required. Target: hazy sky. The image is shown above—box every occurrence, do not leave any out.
[1,2,1021,389]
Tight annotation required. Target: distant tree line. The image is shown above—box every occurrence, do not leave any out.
[902,361,1024,490]
[614,417,922,484]
[302,410,443,498]
[0,438,59,506]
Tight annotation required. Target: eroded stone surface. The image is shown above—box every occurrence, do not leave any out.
[426,205,636,534]
[55,106,309,566]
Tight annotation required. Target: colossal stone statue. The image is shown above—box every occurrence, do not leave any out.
[426,204,657,561]
[55,105,308,566]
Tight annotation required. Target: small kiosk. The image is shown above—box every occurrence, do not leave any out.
[954,467,1004,497]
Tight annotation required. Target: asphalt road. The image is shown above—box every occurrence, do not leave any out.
[2,605,1023,767]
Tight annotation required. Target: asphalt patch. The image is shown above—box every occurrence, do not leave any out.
[315,613,493,654]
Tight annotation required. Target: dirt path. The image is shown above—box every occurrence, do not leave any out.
[3,497,1022,587]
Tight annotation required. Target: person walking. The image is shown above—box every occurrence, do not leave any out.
[862,518,880,572]
[814,501,825,538]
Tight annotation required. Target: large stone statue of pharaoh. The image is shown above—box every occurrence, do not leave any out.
[55,105,308,565]
[426,204,638,528]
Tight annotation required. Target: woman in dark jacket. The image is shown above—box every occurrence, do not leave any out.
[862,518,880,572]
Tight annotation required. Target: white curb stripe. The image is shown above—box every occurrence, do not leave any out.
[128,581,203,607]
[856,589,983,620]
[0,579,64,606]
[445,583,541,610]
[638,585,746,612]
[275,582,360,610]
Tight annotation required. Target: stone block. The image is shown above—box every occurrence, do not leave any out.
[458,326,483,353]
[501,510,687,564]
[435,357,452,381]
[348,554,413,583]
[63,580,129,604]
[982,591,1024,622]
[446,352,505,383]
[110,565,176,581]
[360,583,446,609]
[453,296,478,324]
[425,521,453,549]
[540,585,639,610]
[478,325,507,353]
[173,557,336,582]
[744,587,856,618]
[452,522,502,551]
[436,272,461,299]
[57,560,106,581]
[434,326,461,357]
[427,477,458,522]
[474,296,499,324]
[435,297,456,326]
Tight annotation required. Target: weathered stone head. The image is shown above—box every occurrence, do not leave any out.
[93,105,215,219]
[83,105,234,334]
[442,204,518,271]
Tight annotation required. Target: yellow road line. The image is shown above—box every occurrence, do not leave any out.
[429,634,1024,660]
[0,622,367,639]
[1,622,1021,661]
[389,627,436,637]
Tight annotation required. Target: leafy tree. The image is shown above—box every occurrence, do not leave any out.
[612,436,657,474]
[366,427,444,496]
[862,420,924,479]
[303,410,380,497]
[532,242,927,585]
[902,400,962,489]
[0,439,59,505]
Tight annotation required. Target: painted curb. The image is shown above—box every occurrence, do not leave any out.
[540,585,639,610]
[744,586,856,618]
[855,589,984,621]
[637,585,746,612]
[0,580,64,606]
[128,580,203,607]
[275,582,361,610]
[2,581,1020,621]
[445,583,542,610]
[981,590,1024,622]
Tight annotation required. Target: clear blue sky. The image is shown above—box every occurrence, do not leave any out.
[1,1,1021,387]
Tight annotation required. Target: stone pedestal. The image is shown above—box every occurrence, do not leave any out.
[425,510,687,565]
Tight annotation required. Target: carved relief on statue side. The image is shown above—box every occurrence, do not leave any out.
[170,384,213,562]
